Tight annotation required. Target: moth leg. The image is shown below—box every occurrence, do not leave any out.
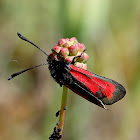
[71,49,86,65]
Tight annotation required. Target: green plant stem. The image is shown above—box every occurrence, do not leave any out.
[57,86,68,137]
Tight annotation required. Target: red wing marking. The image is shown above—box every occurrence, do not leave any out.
[70,65,115,99]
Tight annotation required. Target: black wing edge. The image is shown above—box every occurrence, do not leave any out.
[92,73,126,105]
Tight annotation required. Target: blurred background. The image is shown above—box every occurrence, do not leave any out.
[0,0,140,140]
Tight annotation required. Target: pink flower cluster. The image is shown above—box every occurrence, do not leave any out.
[49,37,89,70]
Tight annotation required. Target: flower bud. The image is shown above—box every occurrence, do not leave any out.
[52,45,61,53]
[76,52,89,63]
[82,64,87,70]
[78,43,85,52]
[81,53,89,63]
[65,56,75,63]
[63,42,69,48]
[58,38,67,47]
[68,44,78,56]
[76,62,87,70]
[59,48,69,58]
[69,37,78,44]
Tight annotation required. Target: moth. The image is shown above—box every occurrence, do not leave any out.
[8,33,126,109]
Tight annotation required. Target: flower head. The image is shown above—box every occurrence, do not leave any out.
[49,37,89,70]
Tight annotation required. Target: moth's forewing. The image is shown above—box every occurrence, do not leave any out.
[69,65,126,105]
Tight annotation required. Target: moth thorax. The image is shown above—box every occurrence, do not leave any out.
[48,59,68,85]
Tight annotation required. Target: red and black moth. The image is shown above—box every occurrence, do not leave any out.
[8,33,126,109]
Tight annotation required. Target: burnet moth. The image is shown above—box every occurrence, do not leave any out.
[8,33,126,109]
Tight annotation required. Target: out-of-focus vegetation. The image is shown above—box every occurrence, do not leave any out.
[1,0,140,140]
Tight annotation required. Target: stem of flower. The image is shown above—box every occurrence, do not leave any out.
[57,86,68,137]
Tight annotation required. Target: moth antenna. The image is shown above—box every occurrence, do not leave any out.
[8,63,48,80]
[17,32,48,56]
